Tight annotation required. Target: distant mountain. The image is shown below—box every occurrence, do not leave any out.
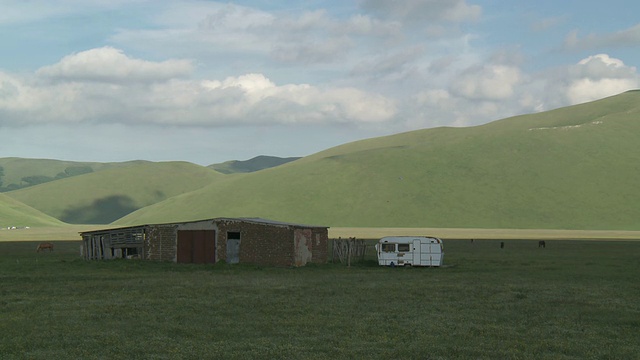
[116,90,640,230]
[0,158,147,192]
[208,155,301,174]
[6,162,221,224]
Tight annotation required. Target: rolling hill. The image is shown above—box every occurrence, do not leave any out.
[0,193,65,228]
[0,158,147,192]
[6,162,223,224]
[115,90,640,230]
[208,155,301,174]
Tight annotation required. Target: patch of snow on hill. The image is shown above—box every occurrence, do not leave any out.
[528,120,603,131]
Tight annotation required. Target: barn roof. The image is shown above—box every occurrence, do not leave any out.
[80,217,328,235]
[218,217,329,229]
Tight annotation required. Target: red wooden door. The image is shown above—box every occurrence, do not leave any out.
[177,230,215,264]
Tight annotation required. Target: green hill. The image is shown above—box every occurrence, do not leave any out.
[6,162,222,224]
[0,158,146,192]
[208,155,301,174]
[0,193,64,228]
[115,90,640,230]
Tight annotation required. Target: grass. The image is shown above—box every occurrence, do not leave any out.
[0,193,65,228]
[4,225,640,243]
[0,225,105,242]
[2,239,639,359]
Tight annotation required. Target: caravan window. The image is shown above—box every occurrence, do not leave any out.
[397,244,410,252]
[381,243,395,252]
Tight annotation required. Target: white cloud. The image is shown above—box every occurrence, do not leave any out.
[195,3,275,31]
[497,54,640,113]
[108,0,478,77]
[111,4,361,67]
[359,0,481,23]
[351,45,426,81]
[0,48,397,127]
[565,54,638,104]
[3,3,639,144]
[270,36,353,64]
[0,0,135,25]
[344,14,401,37]
[450,64,522,100]
[530,16,565,32]
[203,73,276,93]
[406,53,637,128]
[36,47,194,84]
[372,51,638,133]
[199,74,396,124]
[570,54,636,79]
[564,24,640,51]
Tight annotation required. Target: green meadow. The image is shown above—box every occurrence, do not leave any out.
[2,239,639,359]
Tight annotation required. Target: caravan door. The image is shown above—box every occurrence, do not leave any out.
[412,239,421,266]
[426,239,443,266]
[424,239,436,266]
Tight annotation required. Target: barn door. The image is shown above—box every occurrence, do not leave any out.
[177,230,216,264]
[226,231,241,264]
[294,230,312,266]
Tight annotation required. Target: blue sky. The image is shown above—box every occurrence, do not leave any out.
[1,0,638,165]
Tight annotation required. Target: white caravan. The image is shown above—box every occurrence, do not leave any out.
[375,236,444,267]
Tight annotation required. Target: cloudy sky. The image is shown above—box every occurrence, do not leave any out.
[1,0,639,165]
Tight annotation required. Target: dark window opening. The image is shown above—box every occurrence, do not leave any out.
[381,243,395,252]
[398,244,410,252]
[228,231,241,240]
[109,247,140,259]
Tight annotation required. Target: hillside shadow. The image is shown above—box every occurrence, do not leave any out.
[61,195,139,224]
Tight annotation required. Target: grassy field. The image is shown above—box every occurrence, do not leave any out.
[3,225,640,243]
[1,239,639,359]
[0,225,106,242]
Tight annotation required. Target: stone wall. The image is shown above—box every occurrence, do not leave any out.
[145,225,177,261]
[311,228,329,264]
[216,219,294,266]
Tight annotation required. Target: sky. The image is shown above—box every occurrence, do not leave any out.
[0,0,639,165]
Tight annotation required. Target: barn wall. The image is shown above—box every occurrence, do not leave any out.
[311,228,329,264]
[215,220,294,266]
[145,225,177,261]
[293,228,329,265]
[83,218,328,266]
[175,220,217,232]
[81,227,146,260]
[294,229,313,266]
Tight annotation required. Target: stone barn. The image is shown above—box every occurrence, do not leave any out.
[80,217,329,267]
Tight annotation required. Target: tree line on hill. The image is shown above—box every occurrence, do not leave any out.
[0,165,93,192]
